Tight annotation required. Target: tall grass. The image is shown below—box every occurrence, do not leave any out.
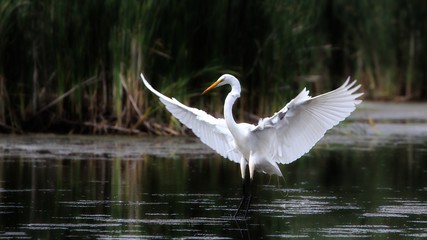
[328,0,427,100]
[0,0,426,134]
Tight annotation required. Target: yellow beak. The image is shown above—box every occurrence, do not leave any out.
[201,79,222,95]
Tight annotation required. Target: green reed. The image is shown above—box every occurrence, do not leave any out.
[0,0,426,134]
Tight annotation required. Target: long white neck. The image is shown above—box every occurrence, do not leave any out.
[224,79,242,139]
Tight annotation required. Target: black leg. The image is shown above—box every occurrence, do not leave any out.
[244,193,252,218]
[234,179,247,218]
[234,196,246,218]
[234,173,253,219]
[234,217,251,240]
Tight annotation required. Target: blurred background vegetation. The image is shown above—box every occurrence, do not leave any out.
[0,0,426,134]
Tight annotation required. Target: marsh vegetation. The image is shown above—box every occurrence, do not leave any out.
[1,0,427,133]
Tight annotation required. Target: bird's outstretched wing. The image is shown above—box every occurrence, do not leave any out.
[140,74,242,163]
[252,77,363,164]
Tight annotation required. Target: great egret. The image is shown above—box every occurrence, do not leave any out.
[140,73,363,218]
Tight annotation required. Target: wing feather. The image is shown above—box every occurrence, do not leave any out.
[140,74,242,163]
[253,77,363,164]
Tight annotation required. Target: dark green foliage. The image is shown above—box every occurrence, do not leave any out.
[0,0,426,133]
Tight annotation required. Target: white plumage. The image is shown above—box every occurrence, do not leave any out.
[141,73,363,180]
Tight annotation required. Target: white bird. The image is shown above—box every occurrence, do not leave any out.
[140,73,363,217]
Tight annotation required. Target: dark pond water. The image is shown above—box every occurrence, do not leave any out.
[1,102,427,239]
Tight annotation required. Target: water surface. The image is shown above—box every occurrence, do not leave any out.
[1,102,427,239]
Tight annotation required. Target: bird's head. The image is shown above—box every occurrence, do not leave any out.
[202,74,239,95]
